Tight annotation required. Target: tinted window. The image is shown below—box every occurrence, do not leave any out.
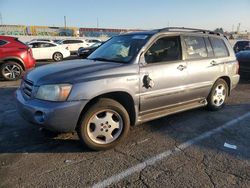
[62,40,71,44]
[183,36,208,59]
[74,40,83,43]
[210,37,229,57]
[0,40,7,46]
[63,40,83,44]
[30,42,56,48]
[145,36,181,63]
[29,42,39,48]
[234,41,250,52]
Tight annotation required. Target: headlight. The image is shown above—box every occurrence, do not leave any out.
[35,84,72,101]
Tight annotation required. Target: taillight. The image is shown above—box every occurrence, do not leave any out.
[28,48,33,57]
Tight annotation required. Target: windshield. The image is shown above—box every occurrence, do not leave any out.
[88,34,151,63]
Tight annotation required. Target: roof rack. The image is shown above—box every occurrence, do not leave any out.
[157,27,223,36]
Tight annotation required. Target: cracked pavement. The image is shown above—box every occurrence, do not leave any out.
[0,60,250,187]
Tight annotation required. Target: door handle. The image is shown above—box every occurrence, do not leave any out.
[177,64,187,71]
[210,60,217,66]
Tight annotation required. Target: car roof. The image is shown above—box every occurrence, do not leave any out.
[28,41,58,45]
[235,40,250,42]
[120,27,225,38]
[0,35,17,41]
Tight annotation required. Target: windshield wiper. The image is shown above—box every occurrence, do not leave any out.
[88,57,110,62]
[88,57,126,64]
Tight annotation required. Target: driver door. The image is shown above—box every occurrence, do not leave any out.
[139,36,188,113]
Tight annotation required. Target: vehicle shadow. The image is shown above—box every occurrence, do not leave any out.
[0,81,250,161]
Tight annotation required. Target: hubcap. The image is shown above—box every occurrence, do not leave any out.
[212,84,226,107]
[87,110,123,144]
[54,53,62,61]
[3,64,21,79]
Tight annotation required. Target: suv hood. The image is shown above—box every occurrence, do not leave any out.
[26,59,137,85]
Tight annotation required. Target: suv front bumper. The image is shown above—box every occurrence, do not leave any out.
[15,89,88,132]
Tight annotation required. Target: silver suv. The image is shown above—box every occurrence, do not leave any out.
[15,27,240,150]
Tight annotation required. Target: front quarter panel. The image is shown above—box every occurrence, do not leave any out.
[68,74,139,103]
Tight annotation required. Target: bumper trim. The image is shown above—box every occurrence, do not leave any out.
[15,89,88,132]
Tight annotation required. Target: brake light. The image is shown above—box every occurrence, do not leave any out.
[28,48,33,57]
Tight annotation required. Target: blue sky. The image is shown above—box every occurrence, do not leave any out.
[0,0,250,32]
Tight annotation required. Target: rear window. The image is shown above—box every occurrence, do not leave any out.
[210,37,229,57]
[0,40,7,46]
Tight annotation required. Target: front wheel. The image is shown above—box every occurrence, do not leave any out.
[77,98,130,150]
[0,62,23,81]
[207,79,228,111]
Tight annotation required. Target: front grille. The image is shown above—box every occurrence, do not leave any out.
[22,79,34,98]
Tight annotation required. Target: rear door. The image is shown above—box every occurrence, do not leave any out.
[139,35,189,113]
[29,42,42,59]
[183,35,229,100]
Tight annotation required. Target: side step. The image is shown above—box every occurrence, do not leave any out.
[138,98,207,123]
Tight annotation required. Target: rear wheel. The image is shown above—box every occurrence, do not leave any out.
[53,52,63,61]
[0,62,23,81]
[207,79,228,111]
[77,98,130,150]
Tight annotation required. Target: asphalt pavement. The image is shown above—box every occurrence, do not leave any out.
[0,59,250,188]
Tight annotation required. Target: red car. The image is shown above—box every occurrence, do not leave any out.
[0,36,36,81]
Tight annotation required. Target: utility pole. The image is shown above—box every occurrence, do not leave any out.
[0,13,3,25]
[64,16,67,28]
[97,17,99,28]
[237,23,241,34]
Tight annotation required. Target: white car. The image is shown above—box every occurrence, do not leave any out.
[58,39,91,54]
[86,39,102,46]
[28,41,70,61]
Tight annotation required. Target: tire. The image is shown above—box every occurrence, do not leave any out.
[53,52,63,62]
[77,98,130,151]
[207,79,229,111]
[0,61,23,81]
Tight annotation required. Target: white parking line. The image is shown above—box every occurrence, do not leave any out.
[92,112,250,188]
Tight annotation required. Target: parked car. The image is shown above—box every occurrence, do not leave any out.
[15,27,239,150]
[28,41,70,61]
[86,39,102,46]
[77,42,104,58]
[236,50,250,78]
[30,39,54,42]
[233,40,250,53]
[0,36,35,81]
[58,39,91,54]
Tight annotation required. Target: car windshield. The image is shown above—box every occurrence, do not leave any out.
[88,34,151,63]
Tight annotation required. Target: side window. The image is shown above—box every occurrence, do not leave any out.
[63,40,70,44]
[145,36,181,63]
[30,43,39,48]
[74,40,83,43]
[210,37,229,57]
[183,36,208,59]
[0,40,7,46]
[42,43,56,47]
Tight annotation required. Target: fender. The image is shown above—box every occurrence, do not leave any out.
[0,56,26,70]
